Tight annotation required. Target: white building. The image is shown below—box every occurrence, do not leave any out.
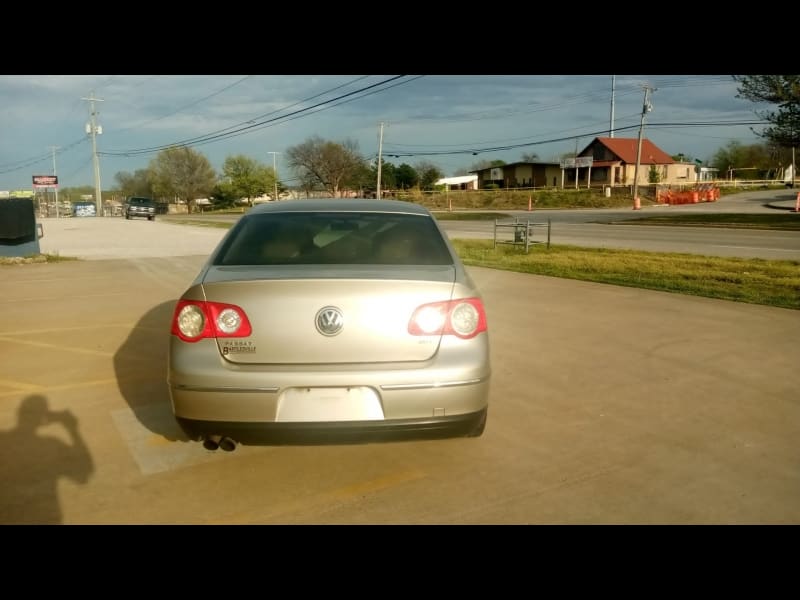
[434,175,478,191]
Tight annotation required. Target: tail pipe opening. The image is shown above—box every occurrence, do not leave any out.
[203,435,222,451]
[219,437,237,452]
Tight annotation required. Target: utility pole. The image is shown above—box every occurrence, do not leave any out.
[48,146,60,218]
[376,121,385,199]
[609,75,616,138]
[267,151,280,200]
[82,92,104,217]
[632,85,655,210]
[574,137,579,189]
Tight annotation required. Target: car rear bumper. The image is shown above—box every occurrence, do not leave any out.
[175,407,487,444]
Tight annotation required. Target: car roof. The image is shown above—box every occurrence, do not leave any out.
[247,198,431,216]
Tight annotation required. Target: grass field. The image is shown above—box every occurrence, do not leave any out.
[5,212,798,310]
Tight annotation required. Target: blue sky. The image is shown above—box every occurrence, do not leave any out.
[0,75,764,191]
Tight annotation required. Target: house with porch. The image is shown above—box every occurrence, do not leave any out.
[470,161,562,189]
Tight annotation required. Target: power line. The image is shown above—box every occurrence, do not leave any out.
[113,75,255,133]
[186,76,425,151]
[101,76,406,157]
[381,120,769,158]
[384,112,643,149]
[0,137,88,173]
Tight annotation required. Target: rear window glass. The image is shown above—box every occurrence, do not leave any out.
[213,212,454,266]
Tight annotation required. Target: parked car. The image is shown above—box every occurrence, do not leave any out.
[168,199,491,450]
[124,197,157,221]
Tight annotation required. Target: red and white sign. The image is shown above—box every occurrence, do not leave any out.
[32,175,58,188]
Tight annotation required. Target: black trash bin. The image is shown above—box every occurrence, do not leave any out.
[0,198,43,257]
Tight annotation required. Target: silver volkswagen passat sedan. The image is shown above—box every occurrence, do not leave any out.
[168,199,490,450]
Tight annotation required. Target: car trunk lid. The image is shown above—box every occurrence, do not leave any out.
[201,265,456,364]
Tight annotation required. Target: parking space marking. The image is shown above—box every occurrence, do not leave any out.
[0,377,118,400]
[110,404,222,476]
[0,323,133,337]
[0,377,46,394]
[0,335,115,358]
[0,292,130,304]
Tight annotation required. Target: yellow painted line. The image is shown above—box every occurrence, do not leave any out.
[146,434,174,447]
[0,323,135,336]
[0,377,119,399]
[332,468,426,500]
[204,468,426,525]
[0,335,114,358]
[0,377,46,393]
[0,291,131,304]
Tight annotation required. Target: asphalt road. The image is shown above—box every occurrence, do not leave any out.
[440,189,800,259]
[73,190,800,260]
[1,210,798,524]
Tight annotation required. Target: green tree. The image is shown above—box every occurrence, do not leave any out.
[222,154,274,206]
[285,136,365,197]
[148,147,216,213]
[648,165,661,183]
[470,159,506,171]
[114,169,155,199]
[415,160,443,190]
[371,159,397,191]
[58,185,95,204]
[209,181,238,209]
[734,76,800,148]
[710,141,785,178]
[395,163,418,189]
[346,161,374,196]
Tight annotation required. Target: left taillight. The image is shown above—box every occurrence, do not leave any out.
[170,300,252,343]
[408,297,488,340]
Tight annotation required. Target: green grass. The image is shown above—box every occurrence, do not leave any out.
[431,212,512,221]
[12,214,793,309]
[602,213,800,230]
[160,218,234,229]
[451,239,800,310]
[0,253,78,266]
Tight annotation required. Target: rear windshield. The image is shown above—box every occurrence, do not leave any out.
[213,212,454,266]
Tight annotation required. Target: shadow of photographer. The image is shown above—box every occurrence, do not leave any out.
[0,395,94,524]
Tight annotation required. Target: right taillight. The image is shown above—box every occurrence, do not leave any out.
[408,297,487,339]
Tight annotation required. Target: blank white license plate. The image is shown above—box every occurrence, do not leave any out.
[276,387,384,422]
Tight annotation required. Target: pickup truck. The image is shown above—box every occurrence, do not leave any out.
[125,197,157,221]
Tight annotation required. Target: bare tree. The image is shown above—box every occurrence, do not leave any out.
[520,152,540,162]
[148,147,216,213]
[286,136,365,197]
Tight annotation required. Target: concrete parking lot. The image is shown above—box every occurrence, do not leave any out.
[1,216,798,524]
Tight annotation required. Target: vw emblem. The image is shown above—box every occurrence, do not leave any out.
[315,306,344,336]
